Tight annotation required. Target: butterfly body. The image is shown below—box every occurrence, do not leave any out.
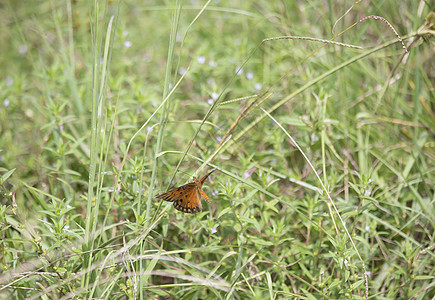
[155,169,216,213]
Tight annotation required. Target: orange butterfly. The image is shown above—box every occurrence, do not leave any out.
[155,169,217,213]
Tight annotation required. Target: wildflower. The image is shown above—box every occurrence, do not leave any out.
[211,92,219,100]
[124,41,132,48]
[365,225,371,233]
[197,56,206,64]
[209,60,217,67]
[254,83,262,90]
[3,99,10,107]
[5,77,13,86]
[246,72,253,80]
[178,67,187,75]
[211,228,217,234]
[235,66,243,75]
[18,45,28,54]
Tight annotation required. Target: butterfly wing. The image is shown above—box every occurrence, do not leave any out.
[156,169,216,214]
[155,183,195,203]
[173,187,203,214]
[199,168,217,186]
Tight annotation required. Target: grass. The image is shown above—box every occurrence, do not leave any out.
[0,0,434,299]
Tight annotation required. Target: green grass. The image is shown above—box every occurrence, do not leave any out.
[0,0,434,299]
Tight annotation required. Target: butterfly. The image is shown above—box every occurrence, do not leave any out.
[155,169,217,213]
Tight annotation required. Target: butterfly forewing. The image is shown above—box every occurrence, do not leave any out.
[199,168,217,185]
[155,183,195,202]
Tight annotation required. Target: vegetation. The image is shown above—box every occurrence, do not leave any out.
[0,1,434,299]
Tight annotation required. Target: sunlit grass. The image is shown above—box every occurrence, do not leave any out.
[0,1,434,299]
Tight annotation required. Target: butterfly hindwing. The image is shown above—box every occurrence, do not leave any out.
[173,187,202,214]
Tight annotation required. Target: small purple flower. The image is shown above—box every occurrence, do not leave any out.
[364,189,370,196]
[124,41,132,48]
[212,190,218,197]
[211,92,219,100]
[235,66,243,75]
[178,67,187,75]
[197,56,206,64]
[254,83,262,90]
[216,136,222,142]
[3,99,10,107]
[208,98,214,105]
[209,60,217,67]
[246,72,253,80]
[18,44,28,54]
[232,200,235,205]
[365,225,371,233]
[344,259,349,267]
[211,228,217,234]
[5,77,13,86]
[244,171,250,179]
